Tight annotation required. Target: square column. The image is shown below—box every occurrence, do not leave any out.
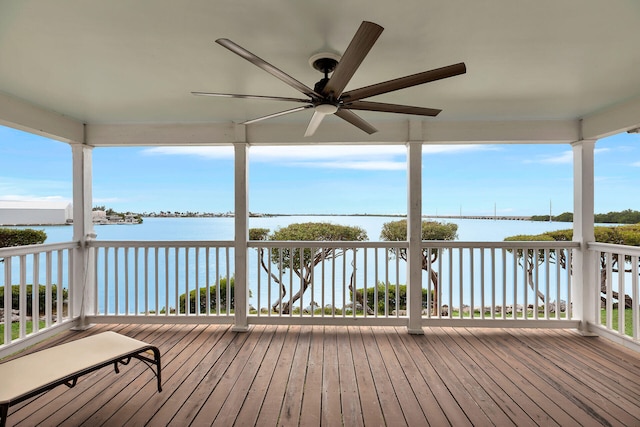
[71,143,96,329]
[407,141,424,334]
[233,142,249,331]
[572,139,597,335]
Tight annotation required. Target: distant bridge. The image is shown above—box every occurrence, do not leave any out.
[425,215,532,221]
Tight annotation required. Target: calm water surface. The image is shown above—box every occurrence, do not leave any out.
[31,215,575,243]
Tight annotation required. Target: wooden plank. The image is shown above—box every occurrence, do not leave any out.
[5,324,640,426]
[207,326,276,425]
[118,326,227,425]
[410,330,498,426]
[232,325,288,426]
[144,326,246,425]
[254,325,301,426]
[438,327,553,426]
[395,329,472,426]
[384,327,453,427]
[348,326,385,426]
[506,328,640,425]
[336,327,364,427]
[299,325,323,425]
[321,326,342,426]
[371,327,427,425]
[277,325,312,426]
[168,326,260,426]
[360,327,407,426]
[467,328,618,426]
[447,327,572,426]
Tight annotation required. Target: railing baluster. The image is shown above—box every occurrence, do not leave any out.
[618,251,625,335]
[32,254,40,333]
[632,255,638,340]
[3,257,12,344]
[19,255,26,338]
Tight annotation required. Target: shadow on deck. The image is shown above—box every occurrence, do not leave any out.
[4,323,640,426]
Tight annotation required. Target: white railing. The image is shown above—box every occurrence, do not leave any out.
[421,241,577,325]
[589,242,640,345]
[248,241,407,325]
[248,240,579,327]
[1,239,583,354]
[0,242,76,351]
[88,241,234,323]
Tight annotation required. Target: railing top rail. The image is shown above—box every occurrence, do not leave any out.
[422,241,580,249]
[85,240,580,250]
[248,241,406,249]
[0,241,79,257]
[588,241,640,256]
[88,240,234,248]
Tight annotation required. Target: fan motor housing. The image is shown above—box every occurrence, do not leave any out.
[308,52,341,74]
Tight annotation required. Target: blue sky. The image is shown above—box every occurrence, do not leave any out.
[1,125,638,216]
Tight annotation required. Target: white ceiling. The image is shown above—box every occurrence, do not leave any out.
[1,0,640,144]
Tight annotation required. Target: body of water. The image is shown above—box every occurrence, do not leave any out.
[4,216,585,314]
[26,215,575,243]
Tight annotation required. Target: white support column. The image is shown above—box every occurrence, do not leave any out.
[71,143,96,330]
[572,139,597,335]
[407,141,424,334]
[233,142,249,331]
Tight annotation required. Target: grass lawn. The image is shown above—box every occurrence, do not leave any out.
[0,320,46,345]
[601,308,634,336]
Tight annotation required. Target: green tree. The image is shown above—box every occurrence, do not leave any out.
[379,219,458,314]
[505,224,640,308]
[251,222,367,314]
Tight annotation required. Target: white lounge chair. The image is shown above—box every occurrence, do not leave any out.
[0,331,162,426]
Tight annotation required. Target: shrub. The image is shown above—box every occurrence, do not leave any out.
[0,284,68,315]
[179,276,235,314]
[0,228,47,248]
[355,283,432,315]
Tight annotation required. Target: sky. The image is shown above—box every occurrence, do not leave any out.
[1,125,639,216]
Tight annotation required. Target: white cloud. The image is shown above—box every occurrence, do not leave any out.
[142,144,499,171]
[0,195,71,203]
[142,146,233,159]
[527,147,610,165]
[632,161,640,167]
[294,160,407,171]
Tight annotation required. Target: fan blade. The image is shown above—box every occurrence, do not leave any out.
[335,109,378,134]
[344,100,441,116]
[242,105,313,125]
[304,111,328,137]
[216,38,322,99]
[341,62,466,102]
[322,21,384,98]
[192,92,311,104]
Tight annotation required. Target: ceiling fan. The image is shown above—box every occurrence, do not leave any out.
[192,21,466,137]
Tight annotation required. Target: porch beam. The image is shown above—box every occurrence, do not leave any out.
[572,139,597,335]
[581,94,640,140]
[233,142,249,331]
[84,119,580,147]
[71,143,96,329]
[0,91,84,144]
[407,138,424,334]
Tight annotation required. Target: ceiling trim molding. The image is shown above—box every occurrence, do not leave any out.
[581,95,640,140]
[85,119,579,147]
[0,92,84,144]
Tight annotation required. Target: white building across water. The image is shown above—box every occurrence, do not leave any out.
[0,200,72,225]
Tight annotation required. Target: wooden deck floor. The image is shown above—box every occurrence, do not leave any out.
[4,323,640,426]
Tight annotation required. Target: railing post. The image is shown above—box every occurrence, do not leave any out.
[572,139,597,335]
[71,141,96,330]
[407,139,424,334]
[233,140,249,331]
